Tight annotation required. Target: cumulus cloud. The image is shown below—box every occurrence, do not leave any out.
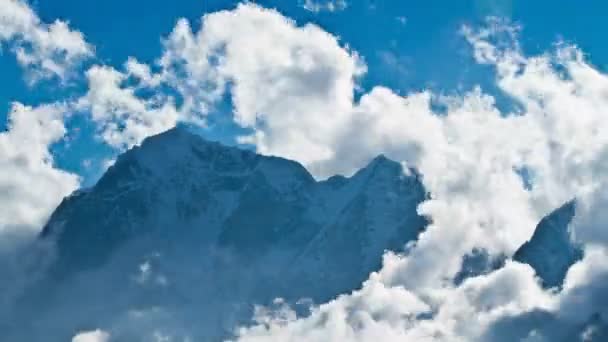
[158,4,365,167]
[0,0,93,83]
[80,4,365,152]
[0,102,79,234]
[78,64,181,149]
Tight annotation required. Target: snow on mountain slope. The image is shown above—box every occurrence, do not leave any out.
[8,127,428,341]
[288,155,428,301]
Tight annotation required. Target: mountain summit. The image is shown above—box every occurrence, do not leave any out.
[514,200,583,288]
[42,127,429,289]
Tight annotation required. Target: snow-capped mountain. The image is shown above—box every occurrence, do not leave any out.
[9,127,429,341]
[5,127,584,341]
[42,127,429,298]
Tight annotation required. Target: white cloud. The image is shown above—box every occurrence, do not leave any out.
[238,271,431,342]
[301,0,348,13]
[78,64,181,150]
[125,57,162,87]
[72,330,111,342]
[0,102,80,234]
[0,0,93,83]
[82,4,364,152]
[238,261,554,342]
[159,3,365,169]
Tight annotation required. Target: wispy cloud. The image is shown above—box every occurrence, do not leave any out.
[301,0,348,13]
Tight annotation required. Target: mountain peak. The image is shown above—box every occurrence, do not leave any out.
[350,153,418,186]
[513,200,583,288]
[42,128,429,285]
[139,125,204,147]
[367,153,395,168]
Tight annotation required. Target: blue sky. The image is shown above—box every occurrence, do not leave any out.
[2,0,608,185]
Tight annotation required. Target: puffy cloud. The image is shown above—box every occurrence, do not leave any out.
[0,102,79,234]
[0,0,93,83]
[159,4,365,166]
[238,272,431,342]
[480,247,608,341]
[72,330,111,342]
[558,246,608,322]
[78,64,181,149]
[237,262,554,341]
[124,57,162,88]
[80,4,365,152]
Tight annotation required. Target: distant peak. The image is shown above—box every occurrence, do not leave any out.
[364,154,402,172]
[372,154,390,163]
